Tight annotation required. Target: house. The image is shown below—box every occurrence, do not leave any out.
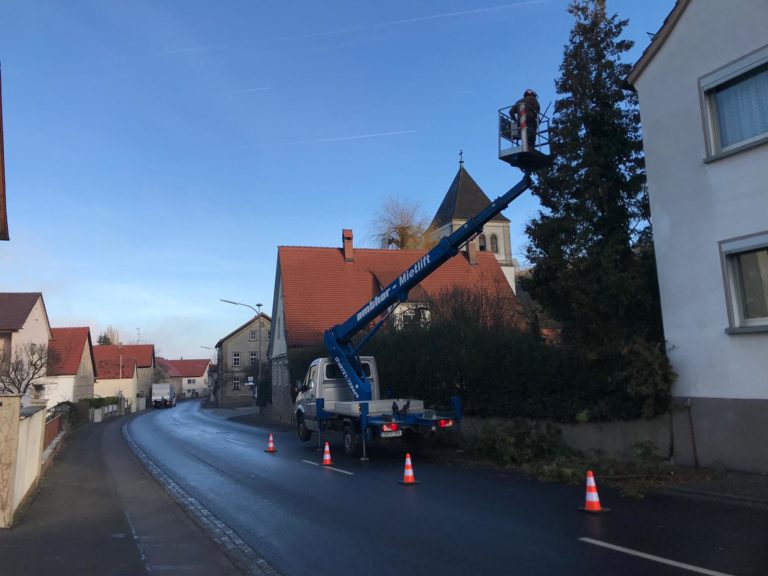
[267,228,521,424]
[0,293,53,406]
[627,0,768,472]
[45,327,96,409]
[428,162,518,292]
[215,314,271,407]
[92,344,156,398]
[93,346,139,407]
[157,358,211,398]
[156,357,183,397]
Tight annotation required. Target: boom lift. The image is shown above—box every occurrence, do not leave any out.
[299,100,551,456]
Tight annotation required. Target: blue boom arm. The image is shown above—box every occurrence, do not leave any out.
[324,173,533,401]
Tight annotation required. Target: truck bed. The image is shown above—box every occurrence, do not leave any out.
[323,398,424,417]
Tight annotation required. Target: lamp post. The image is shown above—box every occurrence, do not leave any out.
[220,299,264,390]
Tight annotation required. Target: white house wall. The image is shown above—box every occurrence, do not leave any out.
[633,0,768,472]
[95,376,138,403]
[14,297,50,350]
[635,0,768,401]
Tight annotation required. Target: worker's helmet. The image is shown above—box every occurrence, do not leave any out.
[524,89,538,97]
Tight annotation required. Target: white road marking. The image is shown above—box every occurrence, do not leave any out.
[579,538,735,576]
[225,438,246,445]
[302,460,354,475]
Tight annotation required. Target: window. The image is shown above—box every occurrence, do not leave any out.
[250,352,258,367]
[701,45,768,158]
[478,234,487,251]
[233,378,241,390]
[720,231,768,332]
[325,361,372,380]
[249,330,257,341]
[490,234,499,254]
[232,352,240,367]
[187,378,196,385]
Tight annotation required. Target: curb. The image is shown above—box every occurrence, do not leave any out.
[663,486,768,509]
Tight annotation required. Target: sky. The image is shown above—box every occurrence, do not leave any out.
[0,0,674,359]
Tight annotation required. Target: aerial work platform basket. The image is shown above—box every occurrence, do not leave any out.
[498,103,552,172]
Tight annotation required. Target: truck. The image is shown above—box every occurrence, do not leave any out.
[151,383,176,408]
[296,103,551,457]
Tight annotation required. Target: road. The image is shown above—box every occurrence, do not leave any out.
[127,400,768,576]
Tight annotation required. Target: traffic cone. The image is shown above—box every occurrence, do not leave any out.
[264,433,277,453]
[322,442,332,466]
[579,470,608,513]
[399,453,419,485]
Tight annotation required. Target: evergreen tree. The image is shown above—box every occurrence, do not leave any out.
[524,0,672,418]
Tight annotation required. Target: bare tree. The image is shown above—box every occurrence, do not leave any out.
[370,196,432,250]
[0,343,59,398]
[97,325,121,346]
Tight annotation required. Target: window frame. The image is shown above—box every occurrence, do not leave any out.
[249,330,258,341]
[700,43,768,161]
[250,351,258,367]
[232,352,240,367]
[719,230,768,334]
[233,378,241,391]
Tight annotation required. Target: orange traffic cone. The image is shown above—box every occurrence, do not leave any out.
[265,433,277,453]
[322,442,332,466]
[399,453,419,485]
[579,470,608,513]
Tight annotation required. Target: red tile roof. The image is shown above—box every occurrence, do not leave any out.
[48,327,93,376]
[156,357,181,377]
[157,358,210,378]
[278,245,516,347]
[93,346,137,379]
[0,292,43,331]
[93,344,155,368]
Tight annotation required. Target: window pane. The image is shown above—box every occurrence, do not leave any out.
[736,248,768,319]
[715,64,768,148]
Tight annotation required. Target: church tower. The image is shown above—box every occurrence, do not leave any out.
[428,160,517,292]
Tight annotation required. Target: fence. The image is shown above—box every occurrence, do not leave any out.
[43,414,63,450]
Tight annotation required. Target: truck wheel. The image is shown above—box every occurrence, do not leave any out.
[296,413,312,442]
[343,424,361,457]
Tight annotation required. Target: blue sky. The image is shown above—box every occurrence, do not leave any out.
[0,0,674,359]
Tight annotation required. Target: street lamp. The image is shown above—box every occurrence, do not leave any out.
[220,299,264,389]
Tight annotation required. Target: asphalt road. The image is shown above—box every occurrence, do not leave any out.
[127,400,768,576]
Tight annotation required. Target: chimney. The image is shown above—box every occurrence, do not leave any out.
[342,229,354,262]
[465,240,477,265]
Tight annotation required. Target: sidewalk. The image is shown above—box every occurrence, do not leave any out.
[663,468,768,507]
[0,415,246,576]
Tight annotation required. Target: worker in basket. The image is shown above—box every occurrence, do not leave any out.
[514,88,540,150]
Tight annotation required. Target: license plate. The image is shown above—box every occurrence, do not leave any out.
[380,430,402,438]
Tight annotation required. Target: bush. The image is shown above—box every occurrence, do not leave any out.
[364,287,674,423]
[81,396,119,409]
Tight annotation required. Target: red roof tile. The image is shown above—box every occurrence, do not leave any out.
[93,347,137,379]
[0,292,42,331]
[48,327,93,376]
[278,246,516,347]
[93,344,155,368]
[158,358,210,378]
